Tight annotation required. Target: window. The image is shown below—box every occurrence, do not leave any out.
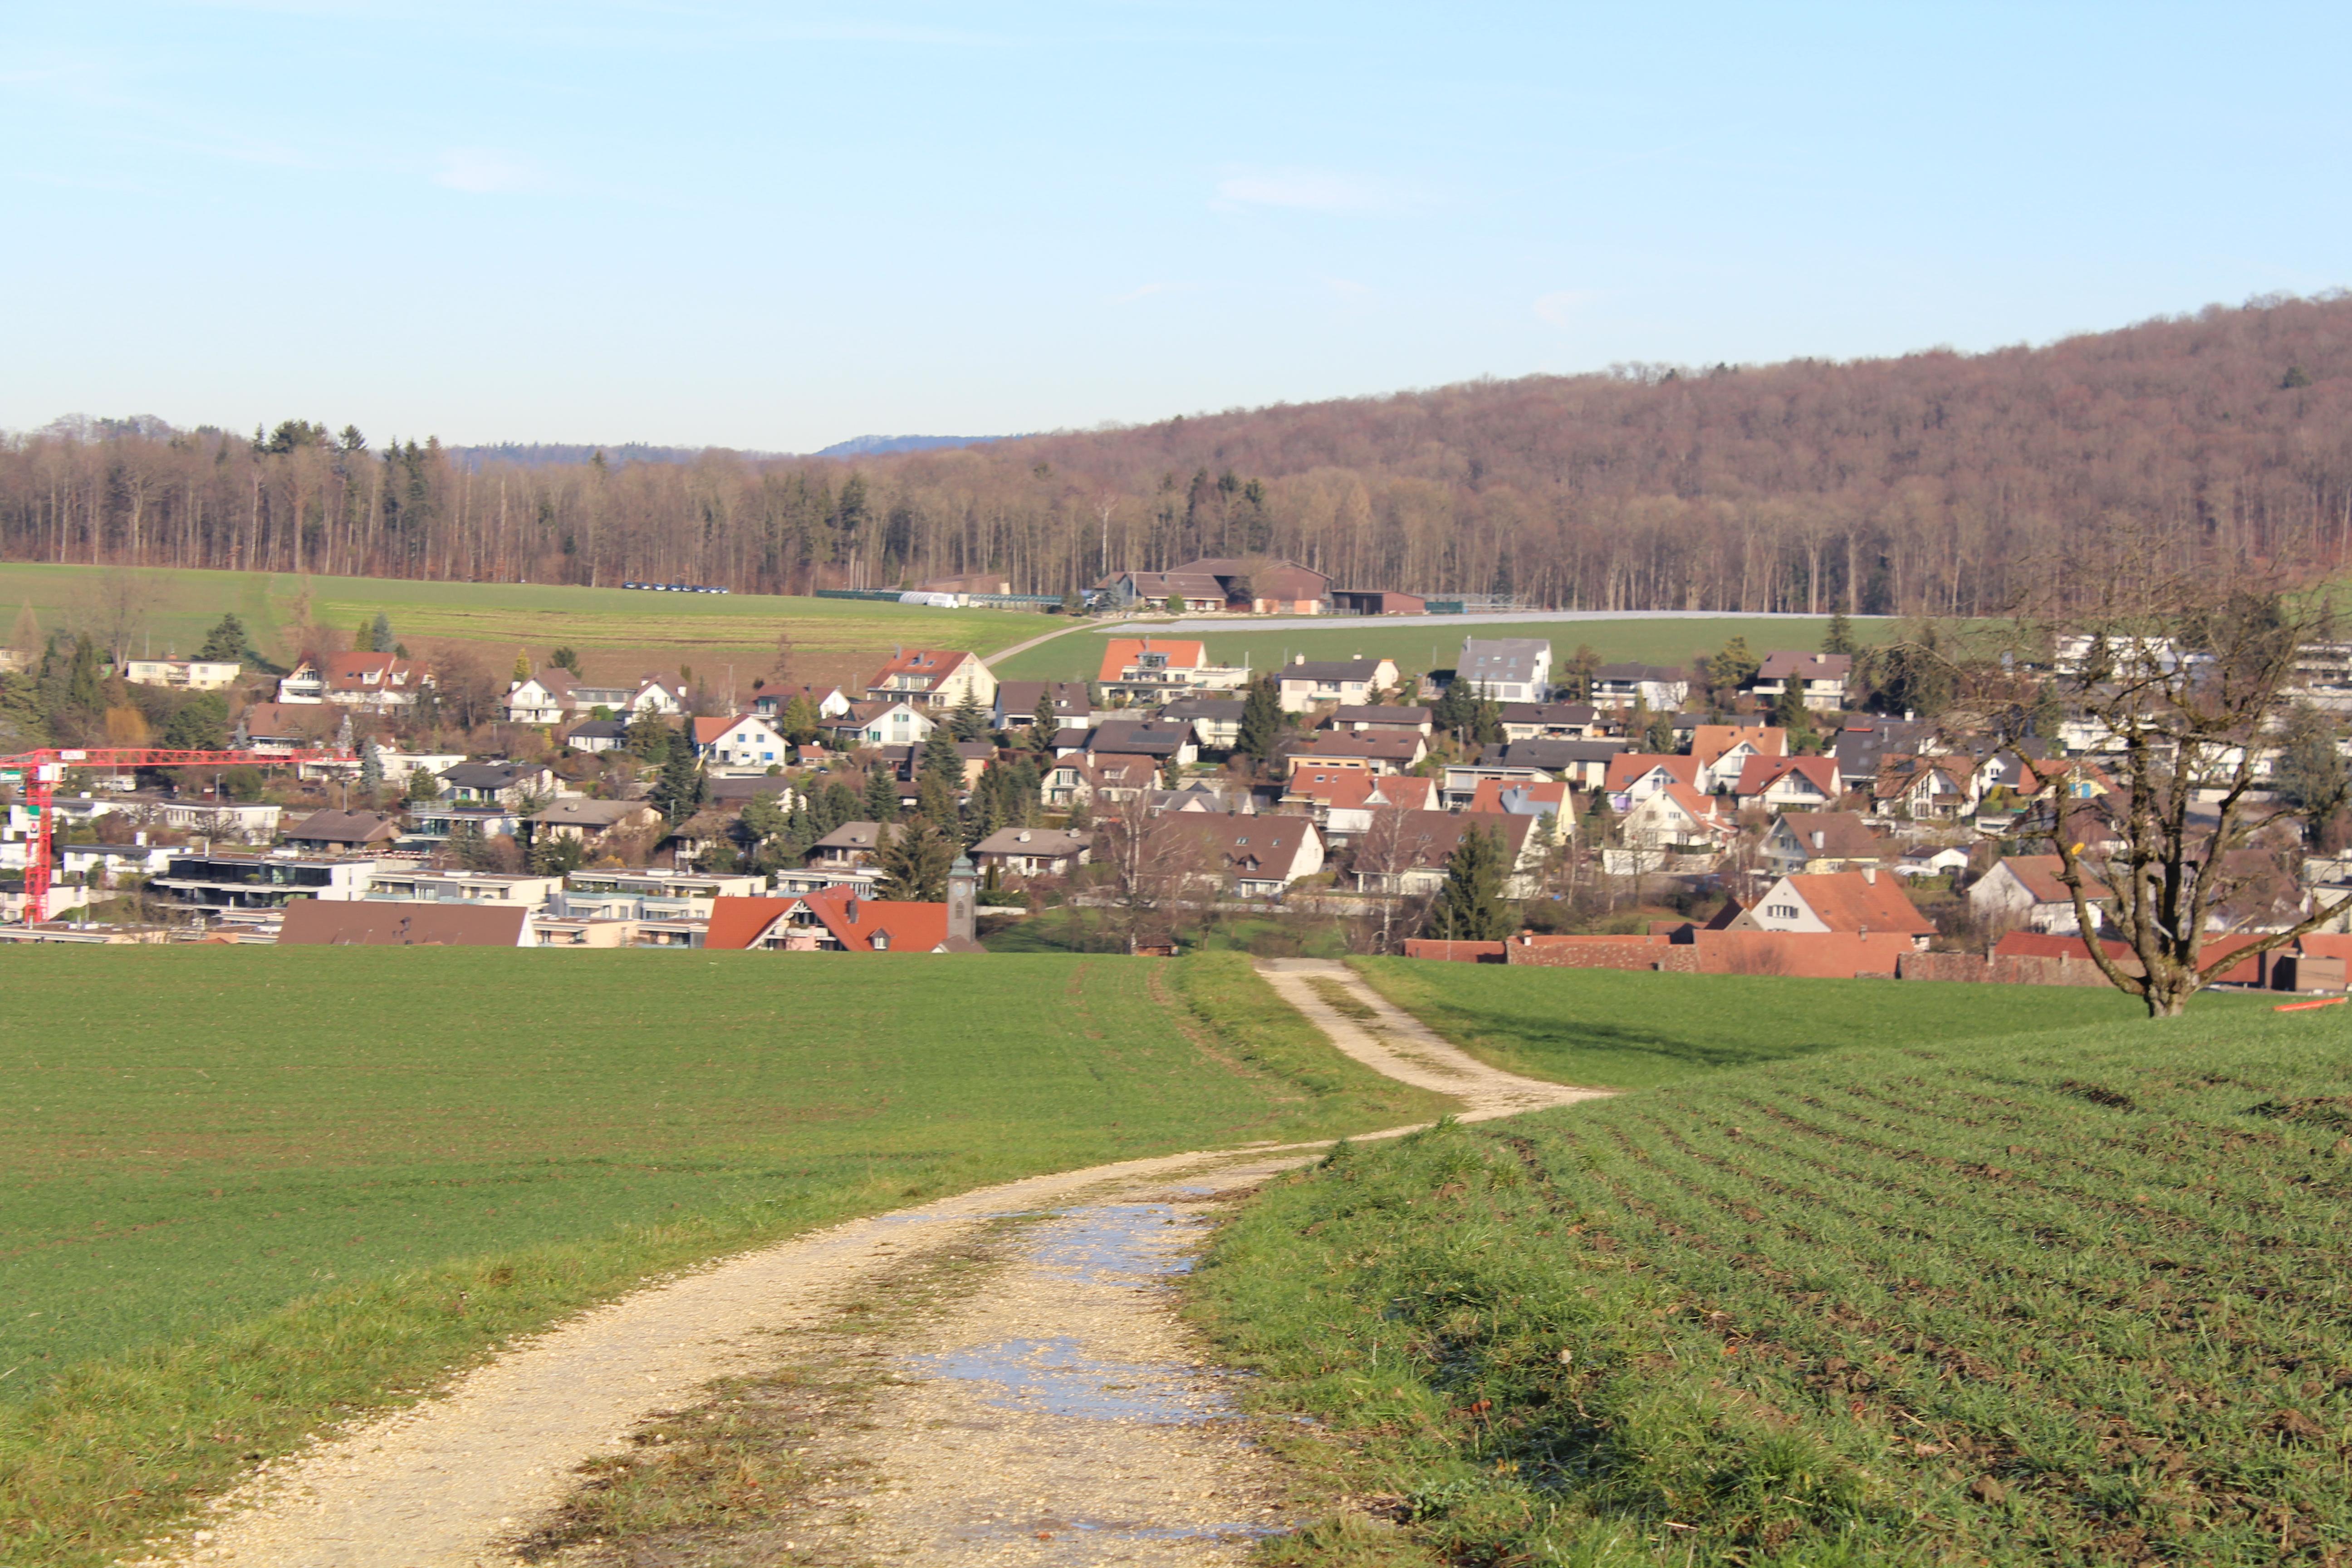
[1767,902,1801,920]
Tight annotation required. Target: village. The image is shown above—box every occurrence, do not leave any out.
[7,564,2351,993]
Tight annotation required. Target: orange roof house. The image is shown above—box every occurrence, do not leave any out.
[1738,869,1937,946]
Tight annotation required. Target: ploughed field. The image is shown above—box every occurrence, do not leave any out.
[1196,998,2352,1565]
[1348,960,2247,1089]
[0,946,1442,1567]
[988,613,1891,683]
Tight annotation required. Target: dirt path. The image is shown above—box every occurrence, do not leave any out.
[159,963,1596,1568]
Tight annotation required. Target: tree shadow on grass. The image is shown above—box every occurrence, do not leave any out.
[1441,1007,1834,1075]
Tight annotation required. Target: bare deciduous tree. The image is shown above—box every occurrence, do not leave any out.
[1093,809,1211,955]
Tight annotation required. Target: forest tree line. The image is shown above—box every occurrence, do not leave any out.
[5,295,2352,616]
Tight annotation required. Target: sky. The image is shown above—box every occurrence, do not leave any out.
[4,2,2348,452]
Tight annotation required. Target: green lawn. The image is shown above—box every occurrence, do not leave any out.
[1194,1004,2352,1566]
[989,614,1890,683]
[0,946,1445,1566]
[0,562,1048,686]
[1349,960,2254,1089]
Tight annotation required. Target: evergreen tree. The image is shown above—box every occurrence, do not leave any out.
[653,748,707,824]
[920,722,967,801]
[196,614,248,664]
[1061,587,1085,616]
[527,834,586,875]
[368,612,394,653]
[949,688,989,740]
[359,739,385,795]
[0,670,50,751]
[626,706,671,761]
[817,779,860,833]
[1562,643,1601,701]
[1773,678,1814,737]
[1645,708,1679,755]
[550,646,582,675]
[65,636,103,714]
[1707,636,1761,694]
[512,649,533,683]
[2274,702,2351,839]
[1469,696,1504,748]
[1431,824,1511,940]
[1031,686,1059,750]
[1236,671,1284,769]
[779,693,821,745]
[864,763,902,821]
[738,790,790,853]
[161,693,228,751]
[1823,612,1855,656]
[875,815,957,902]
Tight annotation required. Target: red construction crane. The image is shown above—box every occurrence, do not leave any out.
[0,746,355,925]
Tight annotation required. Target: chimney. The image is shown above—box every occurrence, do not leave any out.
[1811,830,1824,849]
[1293,653,1306,666]
[1862,867,1877,884]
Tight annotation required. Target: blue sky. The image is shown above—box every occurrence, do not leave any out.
[4,2,2346,451]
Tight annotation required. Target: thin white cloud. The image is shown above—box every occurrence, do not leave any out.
[1212,167,1415,215]
[1535,289,1599,326]
[435,148,538,194]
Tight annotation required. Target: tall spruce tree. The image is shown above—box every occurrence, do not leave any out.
[875,815,957,902]
[1431,823,1511,940]
[1237,672,1284,769]
[864,764,902,821]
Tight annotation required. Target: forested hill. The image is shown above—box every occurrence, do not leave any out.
[5,294,2350,616]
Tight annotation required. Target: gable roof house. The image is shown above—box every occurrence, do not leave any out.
[1732,754,1845,812]
[993,681,1093,732]
[1161,697,1249,750]
[1093,556,1331,615]
[1752,651,1853,712]
[704,886,981,953]
[1590,663,1690,710]
[1690,725,1787,792]
[1967,854,2114,936]
[1324,704,1434,736]
[847,699,937,750]
[235,701,351,754]
[527,796,663,846]
[970,827,1091,878]
[1457,638,1553,702]
[1735,869,1937,947]
[1163,813,1326,898]
[1873,755,1974,819]
[1759,812,1890,877]
[1287,731,1427,774]
[1486,737,1624,789]
[1284,767,1441,834]
[1465,778,1574,844]
[1350,809,1543,900]
[280,652,434,710]
[627,677,686,716]
[750,684,854,721]
[1086,719,1200,764]
[505,669,577,725]
[809,820,900,867]
[1620,783,1735,859]
[281,809,402,854]
[1602,752,1703,801]
[1834,719,1936,789]
[865,647,997,710]
[1273,655,1401,713]
[691,714,790,770]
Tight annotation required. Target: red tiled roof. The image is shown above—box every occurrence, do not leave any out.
[1996,854,2112,904]
[1779,871,1937,936]
[705,897,798,950]
[1466,779,1569,815]
[1735,754,1842,799]
[1690,725,1784,769]
[800,886,953,952]
[1602,754,1701,793]
[1098,637,1207,682]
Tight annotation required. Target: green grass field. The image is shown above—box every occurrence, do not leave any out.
[1194,1003,2352,1565]
[988,614,1891,683]
[0,562,1051,687]
[0,946,1446,1566]
[1348,962,2252,1089]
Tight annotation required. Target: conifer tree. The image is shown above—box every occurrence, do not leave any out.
[864,763,902,821]
[1431,823,1511,940]
[1237,672,1284,769]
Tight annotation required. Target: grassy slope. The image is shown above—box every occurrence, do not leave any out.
[1195,1006,2352,1566]
[0,946,1446,1566]
[0,562,1046,685]
[988,614,1892,683]
[1347,962,2254,1090]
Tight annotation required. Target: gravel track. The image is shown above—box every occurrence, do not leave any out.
[155,960,1599,1568]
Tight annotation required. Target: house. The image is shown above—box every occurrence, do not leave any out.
[278,901,532,946]
[809,820,898,867]
[527,796,663,847]
[1895,845,1972,879]
[970,827,1091,877]
[1464,779,1573,845]
[1690,725,1786,793]
[691,714,790,769]
[1620,784,1734,858]
[847,700,937,749]
[504,669,577,725]
[1873,755,1973,819]
[1096,637,1249,697]
[1093,556,1331,614]
[1489,738,1624,789]
[235,702,350,754]
[704,884,981,953]
[1759,812,1890,877]
[627,677,686,716]
[437,762,556,807]
[1456,638,1553,702]
[1602,753,1702,801]
[1323,704,1433,737]
[362,746,466,785]
[1590,663,1690,709]
[750,684,854,722]
[123,658,240,691]
[1285,731,1426,774]
[1161,697,1248,751]
[564,718,630,754]
[1350,809,1541,899]
[1162,813,1326,897]
[1498,702,1600,742]
[405,802,523,844]
[993,681,1092,732]
[151,850,382,912]
[1732,754,1844,812]
[1273,655,1401,713]
[281,809,402,854]
[865,647,998,709]
[1145,781,1256,817]
[363,869,564,906]
[1328,590,1426,615]
[1079,754,1162,804]
[1736,870,1936,946]
[1285,767,1440,831]
[1968,855,2111,936]
[1752,652,1852,712]
[555,868,765,921]
[1834,719,1935,790]
[1085,720,1199,766]
[279,652,433,709]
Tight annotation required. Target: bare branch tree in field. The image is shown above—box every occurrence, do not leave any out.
[1093,809,1211,955]
[1350,806,1442,953]
[2027,554,2352,1017]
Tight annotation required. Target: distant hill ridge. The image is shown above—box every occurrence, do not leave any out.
[444,434,1011,469]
